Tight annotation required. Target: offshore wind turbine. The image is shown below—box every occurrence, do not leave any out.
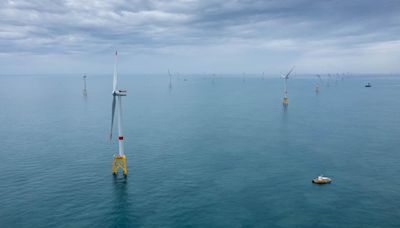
[168,69,172,89]
[282,66,295,106]
[82,74,87,96]
[317,74,322,84]
[316,74,322,93]
[110,51,128,176]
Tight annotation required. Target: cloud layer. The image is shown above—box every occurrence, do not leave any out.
[1,0,399,74]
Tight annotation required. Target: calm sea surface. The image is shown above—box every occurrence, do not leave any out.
[0,74,399,227]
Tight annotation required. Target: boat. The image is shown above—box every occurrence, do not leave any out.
[365,83,371,87]
[312,175,332,184]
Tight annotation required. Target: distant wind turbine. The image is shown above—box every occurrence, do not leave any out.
[316,74,322,83]
[168,69,172,89]
[282,66,295,106]
[316,74,322,93]
[82,74,87,96]
[110,50,128,176]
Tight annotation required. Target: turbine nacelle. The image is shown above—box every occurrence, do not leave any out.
[112,90,127,96]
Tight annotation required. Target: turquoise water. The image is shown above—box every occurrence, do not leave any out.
[0,75,399,227]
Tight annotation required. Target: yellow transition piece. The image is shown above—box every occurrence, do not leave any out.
[282,97,288,105]
[112,155,127,176]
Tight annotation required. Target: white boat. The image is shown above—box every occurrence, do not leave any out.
[312,175,332,184]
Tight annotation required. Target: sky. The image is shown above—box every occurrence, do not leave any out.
[0,0,399,75]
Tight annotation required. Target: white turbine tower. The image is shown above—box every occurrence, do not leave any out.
[282,66,295,106]
[168,69,172,89]
[110,50,128,176]
[82,74,87,96]
[316,74,322,93]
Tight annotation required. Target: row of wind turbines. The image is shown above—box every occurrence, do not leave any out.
[165,67,296,106]
[81,54,347,176]
[165,68,347,107]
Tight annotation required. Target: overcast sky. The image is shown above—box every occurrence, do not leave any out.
[0,0,399,75]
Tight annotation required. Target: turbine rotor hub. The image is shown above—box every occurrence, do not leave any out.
[112,90,127,96]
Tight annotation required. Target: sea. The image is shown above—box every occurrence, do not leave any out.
[0,74,399,227]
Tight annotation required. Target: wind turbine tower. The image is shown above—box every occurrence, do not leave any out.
[83,74,87,96]
[168,69,172,89]
[110,51,128,176]
[316,74,321,93]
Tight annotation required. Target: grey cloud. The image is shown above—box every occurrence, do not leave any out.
[0,0,399,73]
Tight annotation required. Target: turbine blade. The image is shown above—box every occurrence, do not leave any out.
[110,96,116,140]
[285,66,295,79]
[113,50,118,91]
